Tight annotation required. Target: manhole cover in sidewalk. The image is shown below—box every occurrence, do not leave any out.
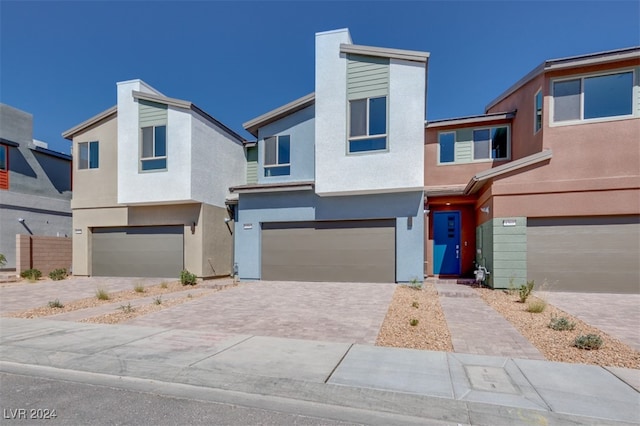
[465,365,519,394]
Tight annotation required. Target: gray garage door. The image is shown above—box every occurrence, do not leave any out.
[527,216,640,293]
[92,226,184,278]
[262,220,395,283]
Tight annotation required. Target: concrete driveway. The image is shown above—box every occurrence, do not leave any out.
[125,280,397,344]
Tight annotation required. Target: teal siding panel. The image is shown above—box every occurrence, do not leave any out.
[246,147,258,184]
[347,54,389,100]
[139,99,168,127]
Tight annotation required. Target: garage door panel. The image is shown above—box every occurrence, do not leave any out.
[92,226,184,278]
[262,220,395,283]
[527,217,639,293]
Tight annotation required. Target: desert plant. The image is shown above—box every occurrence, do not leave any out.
[160,281,169,289]
[153,296,162,305]
[95,288,110,300]
[119,303,135,313]
[518,280,535,303]
[408,277,422,289]
[412,301,419,308]
[0,253,6,268]
[574,334,603,350]
[409,318,419,326]
[548,316,576,331]
[180,270,197,286]
[49,268,67,281]
[133,283,145,293]
[526,299,547,313]
[20,268,42,281]
[48,299,64,309]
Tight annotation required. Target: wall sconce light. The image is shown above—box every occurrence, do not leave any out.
[17,218,25,223]
[480,206,490,214]
[190,222,196,234]
[223,217,231,223]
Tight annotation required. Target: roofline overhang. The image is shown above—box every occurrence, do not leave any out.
[424,185,467,198]
[229,181,315,195]
[464,149,553,195]
[426,111,516,129]
[62,106,117,140]
[243,93,315,137]
[485,46,640,112]
[31,145,72,161]
[340,43,430,63]
[0,138,20,147]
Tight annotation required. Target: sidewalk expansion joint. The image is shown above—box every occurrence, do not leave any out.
[323,342,353,384]
[187,335,255,367]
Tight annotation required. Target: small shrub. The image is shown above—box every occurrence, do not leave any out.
[119,303,135,314]
[409,277,423,289]
[518,280,535,303]
[160,281,169,289]
[133,283,145,293]
[409,318,419,326]
[96,288,110,300]
[548,316,575,331]
[412,301,419,308]
[20,268,42,281]
[574,334,603,350]
[180,270,197,286]
[49,268,67,281]
[526,299,546,313]
[0,253,6,267]
[48,299,64,309]
[153,296,162,305]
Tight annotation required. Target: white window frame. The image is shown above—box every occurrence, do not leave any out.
[140,125,167,172]
[347,96,388,154]
[550,68,637,127]
[263,135,291,177]
[78,141,99,170]
[472,126,510,162]
[534,89,543,134]
[437,131,456,165]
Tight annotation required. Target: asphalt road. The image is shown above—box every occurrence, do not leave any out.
[0,370,443,426]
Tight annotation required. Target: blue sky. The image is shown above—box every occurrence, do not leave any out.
[1,1,638,154]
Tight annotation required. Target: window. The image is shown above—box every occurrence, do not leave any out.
[78,141,99,169]
[552,71,634,123]
[0,145,6,171]
[439,132,455,163]
[473,127,508,160]
[348,96,387,153]
[534,90,543,133]
[141,125,167,171]
[264,135,290,176]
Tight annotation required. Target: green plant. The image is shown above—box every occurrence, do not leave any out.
[96,288,110,301]
[49,268,67,281]
[20,268,42,281]
[119,303,135,313]
[518,280,535,303]
[409,318,419,326]
[160,281,169,289]
[548,316,576,331]
[153,296,162,305]
[408,277,422,289]
[574,334,603,350]
[48,299,64,309]
[0,253,6,268]
[133,283,145,293]
[412,301,419,308]
[526,299,547,313]
[180,270,197,286]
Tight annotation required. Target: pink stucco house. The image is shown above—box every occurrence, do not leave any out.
[424,47,640,293]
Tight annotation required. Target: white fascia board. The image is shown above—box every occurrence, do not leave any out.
[340,44,430,63]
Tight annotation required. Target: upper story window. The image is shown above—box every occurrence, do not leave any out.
[141,125,167,171]
[78,141,99,169]
[438,125,510,165]
[534,90,543,133]
[348,96,387,153]
[264,135,290,176]
[0,145,6,171]
[552,70,634,124]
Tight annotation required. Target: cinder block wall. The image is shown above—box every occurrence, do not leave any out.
[15,235,72,276]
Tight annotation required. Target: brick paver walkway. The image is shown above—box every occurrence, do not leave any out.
[126,280,397,344]
[433,281,545,359]
[540,291,640,351]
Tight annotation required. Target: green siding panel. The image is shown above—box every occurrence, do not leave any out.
[455,141,472,163]
[476,217,528,289]
[347,54,389,100]
[139,99,168,127]
[246,146,258,185]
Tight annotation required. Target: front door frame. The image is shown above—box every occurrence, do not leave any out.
[433,210,461,276]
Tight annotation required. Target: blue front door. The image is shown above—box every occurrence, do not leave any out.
[433,211,461,275]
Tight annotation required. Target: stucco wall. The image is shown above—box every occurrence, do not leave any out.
[314,29,426,196]
[234,190,424,282]
[257,105,315,184]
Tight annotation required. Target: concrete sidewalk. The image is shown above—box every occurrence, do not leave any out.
[1,317,638,425]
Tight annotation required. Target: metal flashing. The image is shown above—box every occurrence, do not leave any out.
[340,44,430,63]
[427,111,516,128]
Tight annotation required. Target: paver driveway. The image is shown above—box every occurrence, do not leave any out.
[126,280,397,344]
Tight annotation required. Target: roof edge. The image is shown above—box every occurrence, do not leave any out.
[132,90,191,109]
[243,93,315,137]
[426,111,516,128]
[229,181,315,194]
[62,106,117,140]
[340,43,430,62]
